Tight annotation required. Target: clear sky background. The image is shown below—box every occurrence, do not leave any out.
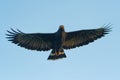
[0,0,120,80]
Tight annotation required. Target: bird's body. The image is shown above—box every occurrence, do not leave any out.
[6,25,111,60]
[48,25,67,59]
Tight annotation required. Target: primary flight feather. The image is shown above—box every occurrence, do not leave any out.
[6,25,111,60]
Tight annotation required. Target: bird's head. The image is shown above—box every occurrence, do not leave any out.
[59,25,65,31]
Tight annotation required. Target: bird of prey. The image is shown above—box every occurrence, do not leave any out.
[6,25,111,60]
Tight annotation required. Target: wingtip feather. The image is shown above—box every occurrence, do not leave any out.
[102,24,112,34]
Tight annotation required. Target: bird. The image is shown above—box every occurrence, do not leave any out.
[6,24,111,60]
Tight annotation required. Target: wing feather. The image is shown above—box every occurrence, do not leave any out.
[6,29,55,51]
[63,25,111,49]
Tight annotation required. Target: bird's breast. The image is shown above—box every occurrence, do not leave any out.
[54,31,66,48]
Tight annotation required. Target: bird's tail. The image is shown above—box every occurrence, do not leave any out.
[47,49,66,60]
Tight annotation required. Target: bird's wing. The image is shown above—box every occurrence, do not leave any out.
[63,25,111,49]
[6,28,55,51]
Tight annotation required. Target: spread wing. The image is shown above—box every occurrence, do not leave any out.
[6,28,55,51]
[63,25,111,49]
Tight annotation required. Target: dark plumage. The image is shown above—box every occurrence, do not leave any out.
[6,24,111,60]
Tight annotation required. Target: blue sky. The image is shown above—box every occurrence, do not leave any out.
[0,0,120,80]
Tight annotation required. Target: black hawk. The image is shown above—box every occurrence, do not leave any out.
[6,25,111,60]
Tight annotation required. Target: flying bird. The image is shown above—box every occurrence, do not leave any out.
[6,25,111,60]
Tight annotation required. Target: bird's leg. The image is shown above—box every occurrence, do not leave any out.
[55,51,59,56]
